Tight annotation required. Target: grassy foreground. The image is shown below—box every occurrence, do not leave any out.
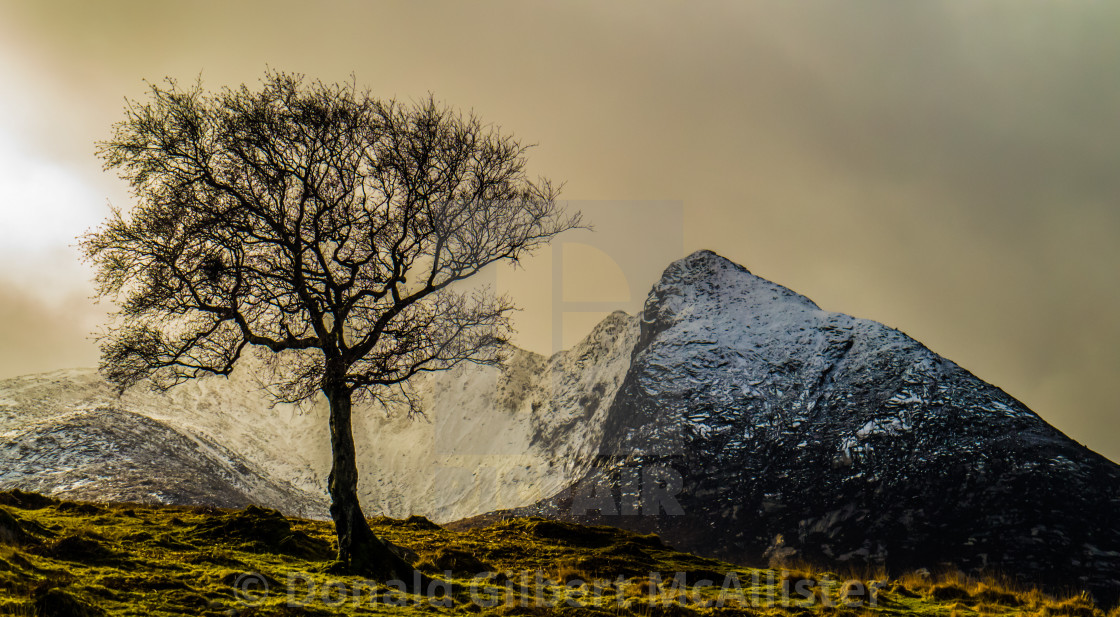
[0,490,1113,616]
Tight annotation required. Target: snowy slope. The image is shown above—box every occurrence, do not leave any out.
[0,311,638,522]
[348,310,637,520]
[0,369,328,516]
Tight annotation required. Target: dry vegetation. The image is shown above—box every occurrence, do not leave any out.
[0,490,1114,616]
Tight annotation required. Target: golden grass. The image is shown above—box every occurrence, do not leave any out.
[0,490,1114,616]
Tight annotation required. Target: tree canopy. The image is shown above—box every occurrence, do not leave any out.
[83,72,581,578]
[86,72,578,404]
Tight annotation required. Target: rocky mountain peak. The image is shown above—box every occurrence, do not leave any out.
[496,250,1120,605]
[637,250,821,354]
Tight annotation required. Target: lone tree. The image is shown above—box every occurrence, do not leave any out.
[82,73,580,580]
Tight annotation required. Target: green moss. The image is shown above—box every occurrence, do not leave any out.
[35,534,122,565]
[0,508,38,547]
[0,491,1106,616]
[189,505,331,559]
[0,490,57,510]
[33,587,106,617]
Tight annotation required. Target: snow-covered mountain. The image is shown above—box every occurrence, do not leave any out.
[4,249,1119,602]
[0,310,637,522]
[0,369,328,517]
[475,250,1120,604]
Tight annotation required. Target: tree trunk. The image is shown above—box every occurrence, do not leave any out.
[324,378,416,583]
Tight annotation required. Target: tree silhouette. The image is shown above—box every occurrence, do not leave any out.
[82,72,580,580]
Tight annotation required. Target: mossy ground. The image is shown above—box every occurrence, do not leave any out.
[0,490,1113,616]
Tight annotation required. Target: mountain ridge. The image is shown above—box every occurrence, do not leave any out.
[0,308,640,522]
[469,250,1120,605]
[2,249,1118,603]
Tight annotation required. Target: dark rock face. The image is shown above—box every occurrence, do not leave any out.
[497,250,1120,604]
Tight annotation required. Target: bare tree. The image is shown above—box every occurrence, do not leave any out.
[82,72,580,580]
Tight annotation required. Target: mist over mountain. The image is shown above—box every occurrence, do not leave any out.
[3,250,1118,602]
[0,311,639,522]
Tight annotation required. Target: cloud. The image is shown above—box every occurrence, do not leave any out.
[0,0,1116,460]
[0,279,104,379]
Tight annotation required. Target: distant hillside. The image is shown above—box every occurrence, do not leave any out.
[0,309,637,521]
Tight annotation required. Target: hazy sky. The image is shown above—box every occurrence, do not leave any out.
[1,1,1118,461]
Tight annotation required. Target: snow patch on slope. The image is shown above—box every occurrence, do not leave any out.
[0,311,638,522]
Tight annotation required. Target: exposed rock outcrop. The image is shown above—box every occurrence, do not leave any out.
[478,250,1120,604]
